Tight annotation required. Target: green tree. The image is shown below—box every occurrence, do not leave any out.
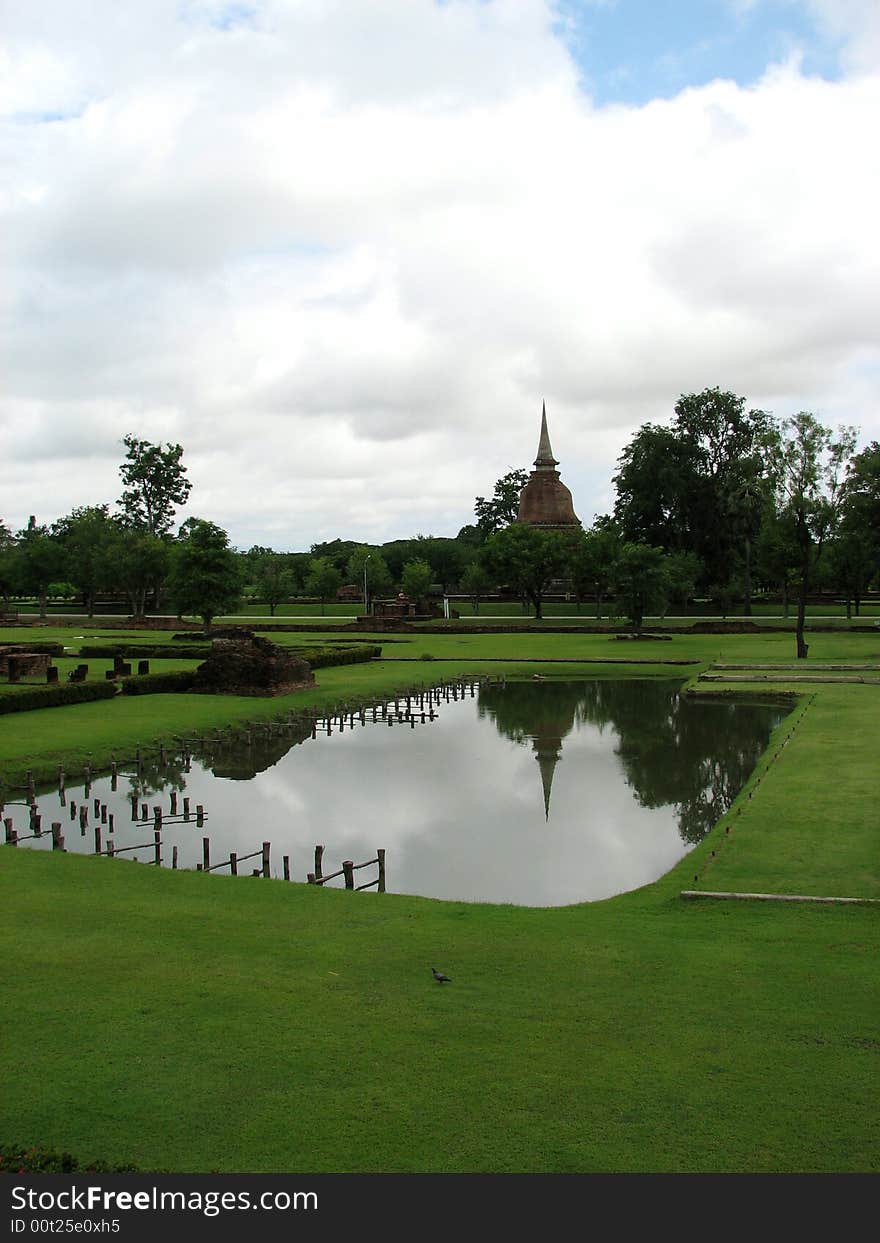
[474,468,528,538]
[754,506,800,617]
[412,536,463,593]
[51,505,117,617]
[304,557,343,615]
[764,413,857,658]
[0,522,17,611]
[117,434,192,536]
[106,527,170,619]
[483,524,570,620]
[400,558,433,606]
[14,517,63,618]
[167,519,242,631]
[345,546,392,611]
[567,520,621,619]
[661,550,702,618]
[460,559,492,614]
[614,389,770,590]
[612,543,669,631]
[253,552,294,617]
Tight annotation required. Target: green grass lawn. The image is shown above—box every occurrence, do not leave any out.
[1,628,877,1172]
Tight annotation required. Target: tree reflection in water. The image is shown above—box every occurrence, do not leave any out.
[478,679,788,844]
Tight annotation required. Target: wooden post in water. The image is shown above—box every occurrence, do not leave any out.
[93,796,100,817]
[130,795,137,821]
[79,805,88,831]
[196,805,204,827]
[262,842,270,878]
[153,806,162,833]
[314,844,324,881]
[32,815,41,838]
[203,837,210,872]
[183,797,190,821]
[108,813,114,834]
[110,760,118,791]
[69,801,77,821]
[94,824,102,855]
[377,848,386,893]
[283,855,290,881]
[153,829,161,866]
[172,845,178,870]
[51,823,63,851]
[170,792,178,816]
[230,852,238,876]
[100,804,107,824]
[342,860,354,890]
[141,803,148,821]
[4,817,14,843]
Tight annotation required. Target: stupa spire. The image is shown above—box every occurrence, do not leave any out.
[534,400,559,470]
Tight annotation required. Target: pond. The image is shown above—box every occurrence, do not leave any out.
[10,679,789,905]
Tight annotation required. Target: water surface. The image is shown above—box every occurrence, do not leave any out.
[14,679,787,905]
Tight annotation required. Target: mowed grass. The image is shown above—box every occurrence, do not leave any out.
[2,850,878,1173]
[1,627,878,1172]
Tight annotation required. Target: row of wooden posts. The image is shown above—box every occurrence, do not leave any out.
[2,816,385,892]
[2,675,487,807]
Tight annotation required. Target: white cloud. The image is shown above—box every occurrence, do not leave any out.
[1,0,879,545]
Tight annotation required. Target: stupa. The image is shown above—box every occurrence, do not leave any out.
[516,403,581,530]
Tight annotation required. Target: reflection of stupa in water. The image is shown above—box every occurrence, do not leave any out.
[477,681,583,823]
[533,727,564,821]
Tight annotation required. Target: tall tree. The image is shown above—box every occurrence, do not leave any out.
[106,527,170,619]
[401,557,433,606]
[167,519,242,631]
[304,557,343,615]
[51,505,117,617]
[567,519,621,619]
[764,413,857,658]
[613,389,770,589]
[483,524,570,620]
[117,434,192,536]
[611,543,669,631]
[252,552,294,617]
[474,468,528,538]
[14,517,63,619]
[460,559,492,615]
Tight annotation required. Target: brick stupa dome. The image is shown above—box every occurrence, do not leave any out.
[516,403,581,530]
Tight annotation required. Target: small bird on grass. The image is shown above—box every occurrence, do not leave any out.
[431,967,451,984]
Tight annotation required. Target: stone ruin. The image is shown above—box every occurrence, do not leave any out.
[193,634,314,696]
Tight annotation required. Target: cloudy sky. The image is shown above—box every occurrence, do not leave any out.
[3,0,879,551]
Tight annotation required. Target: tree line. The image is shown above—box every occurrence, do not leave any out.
[1,391,878,651]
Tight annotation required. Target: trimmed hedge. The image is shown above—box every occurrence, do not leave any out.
[0,681,117,715]
[295,644,380,669]
[0,641,65,656]
[120,671,198,695]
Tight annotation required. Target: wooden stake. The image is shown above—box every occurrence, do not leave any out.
[377,848,386,893]
[314,844,324,880]
[230,852,238,876]
[172,845,178,870]
[342,860,354,890]
[203,837,210,872]
[283,855,290,881]
[262,841,270,878]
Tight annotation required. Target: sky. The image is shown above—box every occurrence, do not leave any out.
[2,0,879,551]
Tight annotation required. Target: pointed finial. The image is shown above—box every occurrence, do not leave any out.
[534,402,559,470]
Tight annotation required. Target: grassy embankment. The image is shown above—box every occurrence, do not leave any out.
[1,625,878,1172]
